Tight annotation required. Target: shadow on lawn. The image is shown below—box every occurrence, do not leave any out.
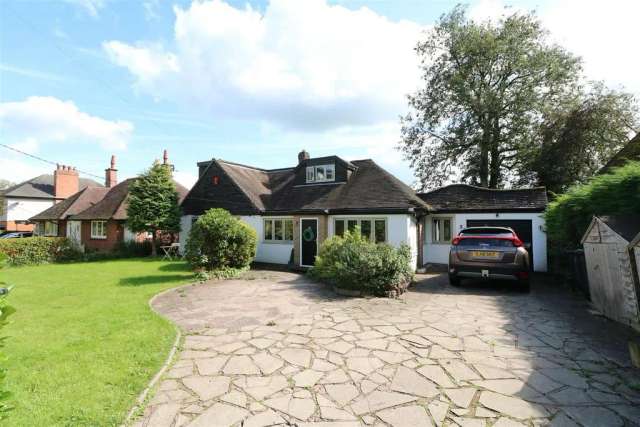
[118,273,194,287]
[158,262,192,272]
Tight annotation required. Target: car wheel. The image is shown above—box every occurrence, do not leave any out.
[449,274,460,287]
[518,279,530,293]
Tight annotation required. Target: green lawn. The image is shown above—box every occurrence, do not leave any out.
[0,258,195,426]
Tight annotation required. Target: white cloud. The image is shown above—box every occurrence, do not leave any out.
[173,170,198,190]
[469,0,640,96]
[0,96,133,150]
[0,157,49,184]
[64,0,107,17]
[542,0,640,94]
[104,0,423,130]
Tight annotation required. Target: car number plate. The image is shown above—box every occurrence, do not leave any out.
[471,251,499,258]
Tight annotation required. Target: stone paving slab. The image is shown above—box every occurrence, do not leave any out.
[135,270,640,427]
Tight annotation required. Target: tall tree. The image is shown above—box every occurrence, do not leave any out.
[400,6,581,190]
[520,84,639,194]
[126,161,181,256]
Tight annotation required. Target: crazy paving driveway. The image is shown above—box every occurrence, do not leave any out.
[136,270,640,427]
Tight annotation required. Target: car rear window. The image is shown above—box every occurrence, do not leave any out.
[458,238,514,247]
[460,228,513,236]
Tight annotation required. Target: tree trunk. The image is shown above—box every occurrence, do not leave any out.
[489,145,501,188]
[151,231,157,257]
[479,125,490,187]
[488,117,501,188]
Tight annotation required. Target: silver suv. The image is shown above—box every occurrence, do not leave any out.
[448,227,530,291]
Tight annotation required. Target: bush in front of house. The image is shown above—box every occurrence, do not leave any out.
[310,230,414,297]
[0,237,78,266]
[545,161,640,254]
[185,208,257,275]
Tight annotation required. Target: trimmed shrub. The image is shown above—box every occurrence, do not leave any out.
[185,208,257,272]
[545,161,640,254]
[310,230,414,297]
[0,237,74,266]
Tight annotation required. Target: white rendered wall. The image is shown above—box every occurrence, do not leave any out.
[5,198,54,222]
[179,215,194,254]
[423,212,548,272]
[240,216,293,264]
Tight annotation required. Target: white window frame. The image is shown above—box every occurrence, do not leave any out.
[91,220,107,240]
[333,217,387,243]
[431,216,453,244]
[305,164,335,183]
[44,221,58,237]
[263,218,294,243]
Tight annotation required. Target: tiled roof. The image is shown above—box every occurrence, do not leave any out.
[69,178,189,220]
[183,158,430,215]
[417,184,547,212]
[266,160,429,212]
[599,215,640,242]
[599,133,640,174]
[30,187,109,220]
[1,174,102,199]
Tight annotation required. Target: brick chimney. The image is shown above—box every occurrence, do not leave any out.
[298,149,310,164]
[105,155,118,188]
[54,164,79,199]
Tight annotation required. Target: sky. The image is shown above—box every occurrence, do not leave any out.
[1,0,639,189]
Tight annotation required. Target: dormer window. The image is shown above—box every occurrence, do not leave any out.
[306,164,335,183]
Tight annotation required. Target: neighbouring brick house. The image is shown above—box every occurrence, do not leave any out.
[0,165,102,233]
[31,153,188,252]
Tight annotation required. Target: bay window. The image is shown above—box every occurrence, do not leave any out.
[264,218,294,242]
[306,164,335,183]
[91,220,107,239]
[334,218,387,243]
[431,217,452,243]
[44,221,58,236]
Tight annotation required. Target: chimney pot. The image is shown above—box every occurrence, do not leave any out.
[298,149,310,164]
[163,149,169,165]
[54,163,79,199]
[105,154,118,188]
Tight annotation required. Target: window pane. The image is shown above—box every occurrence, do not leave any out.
[316,166,325,181]
[361,220,372,240]
[326,165,334,180]
[284,220,294,241]
[432,219,440,242]
[443,219,452,241]
[375,220,386,243]
[306,167,314,182]
[335,220,344,237]
[274,219,283,240]
[347,220,358,232]
[264,220,273,240]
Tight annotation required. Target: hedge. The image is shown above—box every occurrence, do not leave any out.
[0,237,78,266]
[544,161,640,254]
[309,230,414,297]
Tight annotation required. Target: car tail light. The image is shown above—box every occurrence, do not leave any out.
[451,235,523,246]
[516,271,529,279]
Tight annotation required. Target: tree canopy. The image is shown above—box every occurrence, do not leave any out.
[400,6,638,191]
[126,161,181,256]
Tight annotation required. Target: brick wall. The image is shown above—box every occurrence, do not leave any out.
[1,221,35,232]
[81,219,124,251]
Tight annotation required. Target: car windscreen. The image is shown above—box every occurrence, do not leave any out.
[458,238,514,247]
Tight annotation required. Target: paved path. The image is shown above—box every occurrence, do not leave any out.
[136,270,640,427]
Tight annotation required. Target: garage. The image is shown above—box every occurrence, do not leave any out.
[466,219,534,270]
[417,184,549,272]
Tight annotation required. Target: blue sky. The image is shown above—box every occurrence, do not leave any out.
[1,0,638,188]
